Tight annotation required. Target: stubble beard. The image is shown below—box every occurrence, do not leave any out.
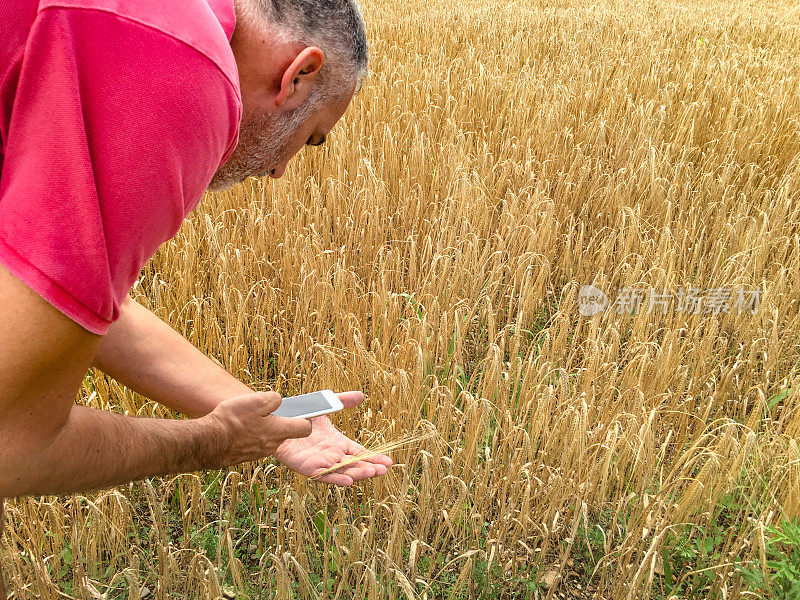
[208,101,317,192]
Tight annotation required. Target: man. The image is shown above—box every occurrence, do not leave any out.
[0,0,392,595]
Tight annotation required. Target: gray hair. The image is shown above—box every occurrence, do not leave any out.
[249,0,368,98]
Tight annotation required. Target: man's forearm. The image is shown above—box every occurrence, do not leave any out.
[0,405,226,498]
[93,297,251,417]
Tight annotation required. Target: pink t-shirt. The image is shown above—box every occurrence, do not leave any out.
[0,0,242,334]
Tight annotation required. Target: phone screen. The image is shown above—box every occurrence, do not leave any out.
[272,391,336,418]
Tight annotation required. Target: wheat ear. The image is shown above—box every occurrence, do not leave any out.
[310,428,439,480]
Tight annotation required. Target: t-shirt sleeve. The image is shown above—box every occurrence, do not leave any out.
[0,7,240,334]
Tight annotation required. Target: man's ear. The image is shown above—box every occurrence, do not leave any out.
[275,46,325,110]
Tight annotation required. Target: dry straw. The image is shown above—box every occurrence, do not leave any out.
[310,425,440,480]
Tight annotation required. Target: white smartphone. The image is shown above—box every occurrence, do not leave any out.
[271,389,344,419]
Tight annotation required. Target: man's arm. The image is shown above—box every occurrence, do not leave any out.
[0,265,311,498]
[5,404,222,497]
[93,296,250,418]
[92,296,394,486]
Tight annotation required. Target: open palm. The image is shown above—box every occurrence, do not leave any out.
[273,391,393,486]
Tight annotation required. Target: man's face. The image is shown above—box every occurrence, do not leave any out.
[209,91,352,191]
[209,17,356,191]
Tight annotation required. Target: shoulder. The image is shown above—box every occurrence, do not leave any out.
[36,0,240,93]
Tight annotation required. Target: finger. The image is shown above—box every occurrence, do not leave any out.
[337,461,380,482]
[336,391,365,409]
[370,463,388,476]
[308,415,337,434]
[364,453,394,468]
[312,471,354,487]
[346,439,370,456]
[260,391,283,414]
[274,416,312,439]
[344,438,393,468]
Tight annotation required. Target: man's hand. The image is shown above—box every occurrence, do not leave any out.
[273,391,393,487]
[204,392,312,469]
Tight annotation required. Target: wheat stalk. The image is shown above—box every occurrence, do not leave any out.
[309,427,440,480]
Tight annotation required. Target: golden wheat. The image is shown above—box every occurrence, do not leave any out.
[2,0,800,597]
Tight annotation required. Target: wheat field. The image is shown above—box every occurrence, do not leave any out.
[3,0,800,597]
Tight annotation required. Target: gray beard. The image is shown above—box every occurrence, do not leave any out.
[208,101,316,192]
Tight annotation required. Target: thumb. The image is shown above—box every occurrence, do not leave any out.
[260,391,283,414]
[277,416,313,439]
